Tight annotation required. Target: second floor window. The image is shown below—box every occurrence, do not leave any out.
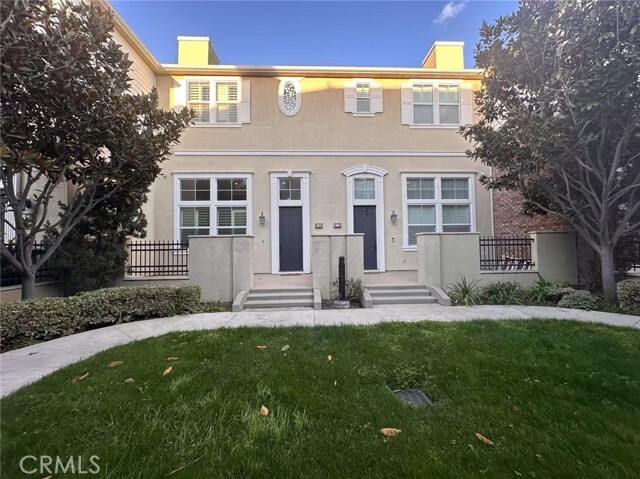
[438,84,460,124]
[403,81,465,126]
[188,82,210,123]
[216,81,239,123]
[356,83,371,113]
[412,84,434,124]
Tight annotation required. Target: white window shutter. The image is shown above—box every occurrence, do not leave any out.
[401,82,413,125]
[344,82,356,113]
[371,82,383,113]
[173,78,187,112]
[239,80,251,124]
[460,84,474,125]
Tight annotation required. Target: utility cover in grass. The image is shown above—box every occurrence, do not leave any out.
[393,389,432,406]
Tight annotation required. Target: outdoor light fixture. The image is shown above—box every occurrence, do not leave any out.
[390,210,398,224]
[259,212,266,225]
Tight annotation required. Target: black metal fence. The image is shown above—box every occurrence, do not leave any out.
[0,242,57,287]
[126,241,189,277]
[617,234,640,272]
[479,236,535,271]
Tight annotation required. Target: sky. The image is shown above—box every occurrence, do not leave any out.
[111,0,518,68]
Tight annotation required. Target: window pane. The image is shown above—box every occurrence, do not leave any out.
[407,178,435,200]
[181,179,209,201]
[412,84,433,103]
[439,105,459,124]
[442,205,470,224]
[181,229,208,244]
[439,85,459,104]
[190,103,210,122]
[280,189,290,201]
[217,179,231,190]
[290,189,301,200]
[354,178,375,200]
[408,225,437,245]
[180,207,210,228]
[216,104,238,123]
[217,207,247,230]
[356,98,370,113]
[408,205,436,225]
[413,105,434,124]
[443,224,471,232]
[290,178,301,190]
[441,178,469,199]
[217,178,246,201]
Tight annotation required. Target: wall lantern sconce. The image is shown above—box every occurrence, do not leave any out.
[259,212,266,225]
[390,210,398,224]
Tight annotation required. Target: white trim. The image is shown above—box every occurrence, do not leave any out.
[173,173,253,243]
[342,164,389,177]
[174,150,468,157]
[277,78,302,116]
[344,165,386,272]
[401,173,476,249]
[270,172,311,274]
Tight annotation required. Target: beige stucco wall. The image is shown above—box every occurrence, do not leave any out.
[150,154,492,274]
[157,76,480,152]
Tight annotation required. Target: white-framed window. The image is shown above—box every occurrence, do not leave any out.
[344,79,383,116]
[183,77,250,125]
[402,80,465,126]
[353,177,376,201]
[401,173,475,248]
[412,84,434,125]
[174,174,252,244]
[279,177,301,201]
[356,82,371,113]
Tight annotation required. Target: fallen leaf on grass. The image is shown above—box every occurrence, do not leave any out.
[71,372,90,384]
[107,361,123,368]
[475,433,495,446]
[163,366,173,377]
[166,357,179,362]
[179,342,188,346]
[256,345,267,350]
[281,345,290,352]
[380,428,402,437]
[41,476,53,479]
[125,378,135,384]
[326,355,333,361]
[260,405,269,416]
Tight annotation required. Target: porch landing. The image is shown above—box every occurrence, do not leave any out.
[363,270,418,286]
[253,273,313,289]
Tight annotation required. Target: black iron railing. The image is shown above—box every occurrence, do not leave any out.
[0,242,57,287]
[617,234,640,272]
[126,241,189,277]
[479,236,535,271]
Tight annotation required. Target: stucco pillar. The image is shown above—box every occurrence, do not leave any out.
[189,236,233,302]
[417,233,442,287]
[529,231,578,284]
[346,234,364,281]
[232,236,254,298]
[312,236,331,299]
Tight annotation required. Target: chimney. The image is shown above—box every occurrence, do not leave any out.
[422,41,464,70]
[177,36,219,65]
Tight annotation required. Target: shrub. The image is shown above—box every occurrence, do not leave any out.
[482,281,525,305]
[448,277,482,306]
[557,290,598,310]
[331,277,364,303]
[525,276,560,303]
[0,285,201,352]
[547,286,576,303]
[617,279,640,315]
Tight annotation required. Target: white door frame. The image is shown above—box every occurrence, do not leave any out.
[342,164,387,272]
[270,171,311,274]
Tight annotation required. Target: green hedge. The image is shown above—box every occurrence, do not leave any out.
[617,279,640,316]
[0,285,200,352]
[557,289,597,310]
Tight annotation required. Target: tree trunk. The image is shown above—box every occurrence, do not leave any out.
[599,244,617,304]
[21,271,36,300]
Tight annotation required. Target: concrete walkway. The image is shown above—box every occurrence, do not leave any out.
[1,304,638,398]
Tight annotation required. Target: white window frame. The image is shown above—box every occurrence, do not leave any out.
[355,81,372,114]
[401,173,475,250]
[173,173,253,245]
[410,80,462,127]
[185,76,242,126]
[270,171,311,274]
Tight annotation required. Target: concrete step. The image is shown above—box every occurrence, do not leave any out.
[244,298,314,309]
[249,288,313,294]
[366,284,425,291]
[372,295,438,305]
[369,288,431,297]
[247,291,313,300]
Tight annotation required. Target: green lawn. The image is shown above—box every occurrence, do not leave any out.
[2,320,639,478]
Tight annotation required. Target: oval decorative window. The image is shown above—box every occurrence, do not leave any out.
[278,79,301,116]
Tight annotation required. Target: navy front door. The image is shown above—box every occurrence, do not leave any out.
[354,205,377,270]
[279,207,303,271]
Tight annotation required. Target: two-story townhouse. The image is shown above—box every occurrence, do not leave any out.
[145,36,489,280]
